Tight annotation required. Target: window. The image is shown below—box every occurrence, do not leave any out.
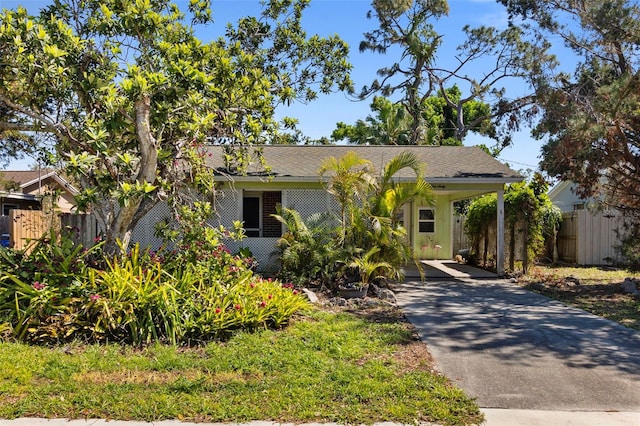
[243,196,261,237]
[2,204,18,216]
[418,208,435,233]
[242,191,282,237]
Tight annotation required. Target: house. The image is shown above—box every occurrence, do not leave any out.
[548,180,599,212]
[0,169,79,215]
[1,169,81,248]
[549,180,625,265]
[193,145,522,275]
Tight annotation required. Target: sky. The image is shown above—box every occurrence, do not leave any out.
[0,0,548,173]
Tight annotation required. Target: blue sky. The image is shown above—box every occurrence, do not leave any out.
[1,0,546,172]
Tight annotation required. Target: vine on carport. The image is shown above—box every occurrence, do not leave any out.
[465,174,561,274]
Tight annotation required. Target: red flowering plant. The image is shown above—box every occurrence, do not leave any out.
[0,198,311,344]
[0,228,105,343]
[154,201,249,276]
[179,274,312,341]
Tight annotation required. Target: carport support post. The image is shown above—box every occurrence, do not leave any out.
[497,187,505,277]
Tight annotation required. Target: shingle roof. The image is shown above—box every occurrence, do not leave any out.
[0,170,52,186]
[0,170,79,194]
[205,145,522,183]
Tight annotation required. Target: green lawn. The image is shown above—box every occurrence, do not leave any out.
[0,307,483,425]
[520,266,640,331]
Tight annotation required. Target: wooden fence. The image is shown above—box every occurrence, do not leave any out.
[557,210,626,265]
[8,210,49,251]
[1,210,97,251]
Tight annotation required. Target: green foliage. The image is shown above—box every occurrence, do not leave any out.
[275,151,432,286]
[86,246,310,345]
[464,194,498,263]
[465,174,561,272]
[617,218,640,271]
[0,229,104,342]
[502,0,640,224]
[0,225,310,345]
[332,96,413,145]
[333,91,495,146]
[348,247,394,284]
[272,207,341,286]
[318,151,375,244]
[0,0,352,252]
[359,0,548,147]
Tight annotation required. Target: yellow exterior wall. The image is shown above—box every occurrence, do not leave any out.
[224,178,507,261]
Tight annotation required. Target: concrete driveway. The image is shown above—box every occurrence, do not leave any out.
[395,270,640,424]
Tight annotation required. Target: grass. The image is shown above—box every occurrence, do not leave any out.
[0,307,483,426]
[520,265,640,331]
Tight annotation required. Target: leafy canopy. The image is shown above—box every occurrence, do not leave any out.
[0,0,352,252]
[358,0,551,148]
[332,88,494,146]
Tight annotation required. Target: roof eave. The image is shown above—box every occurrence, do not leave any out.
[0,192,39,201]
[216,175,524,184]
[20,172,80,195]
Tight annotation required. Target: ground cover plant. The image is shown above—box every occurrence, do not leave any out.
[0,307,483,425]
[520,266,640,331]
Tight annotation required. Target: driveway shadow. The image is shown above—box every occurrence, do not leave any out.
[395,279,640,410]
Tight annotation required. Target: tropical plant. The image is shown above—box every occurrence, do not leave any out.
[318,151,376,245]
[371,151,435,221]
[332,96,413,145]
[0,224,311,345]
[86,248,312,345]
[272,206,341,286]
[326,151,433,280]
[348,247,396,286]
[0,0,352,254]
[333,90,495,146]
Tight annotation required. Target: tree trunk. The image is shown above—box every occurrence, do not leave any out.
[522,219,529,274]
[103,94,159,255]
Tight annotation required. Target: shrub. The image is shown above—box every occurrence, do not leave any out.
[86,245,311,345]
[272,207,342,286]
[0,219,311,345]
[0,228,104,343]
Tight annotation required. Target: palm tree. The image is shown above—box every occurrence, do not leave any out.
[371,150,435,221]
[319,151,375,246]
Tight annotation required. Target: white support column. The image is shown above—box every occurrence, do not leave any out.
[496,187,505,277]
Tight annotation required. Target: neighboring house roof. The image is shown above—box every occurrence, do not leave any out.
[0,170,79,195]
[205,145,522,183]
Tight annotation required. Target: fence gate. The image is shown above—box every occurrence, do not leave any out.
[9,210,49,251]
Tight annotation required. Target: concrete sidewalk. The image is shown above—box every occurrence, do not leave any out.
[395,278,640,425]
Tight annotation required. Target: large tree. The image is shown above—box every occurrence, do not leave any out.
[0,0,351,252]
[332,87,494,146]
[499,0,640,213]
[358,0,552,147]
